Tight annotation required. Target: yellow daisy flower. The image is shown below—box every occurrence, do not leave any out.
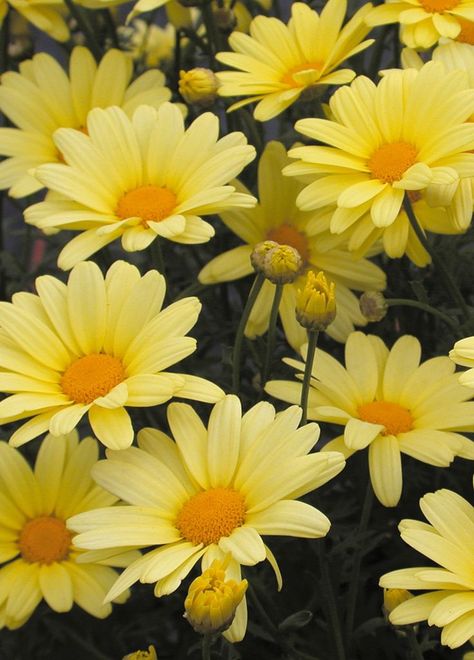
[0,0,68,42]
[450,335,474,386]
[68,395,345,642]
[0,260,224,450]
[367,0,474,49]
[266,332,474,507]
[380,488,474,649]
[0,47,172,199]
[199,141,386,349]
[25,103,256,270]
[285,62,474,236]
[0,431,139,629]
[215,0,374,121]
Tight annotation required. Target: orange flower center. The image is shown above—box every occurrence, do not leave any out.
[19,516,72,564]
[61,354,126,404]
[368,142,418,183]
[116,185,177,225]
[456,16,474,43]
[358,401,413,435]
[419,0,459,12]
[267,224,310,263]
[176,488,246,546]
[281,61,323,87]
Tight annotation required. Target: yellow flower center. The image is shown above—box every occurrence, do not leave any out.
[368,142,418,183]
[116,185,177,225]
[61,353,126,404]
[419,0,459,12]
[281,61,323,87]
[267,224,310,263]
[176,488,246,546]
[456,17,474,43]
[358,401,413,435]
[18,516,72,564]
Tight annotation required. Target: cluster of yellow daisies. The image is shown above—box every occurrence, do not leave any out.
[1,0,474,654]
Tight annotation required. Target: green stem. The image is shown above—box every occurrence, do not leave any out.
[246,582,279,638]
[173,281,208,302]
[261,283,283,386]
[100,9,119,47]
[201,0,220,59]
[403,194,470,320]
[406,626,424,660]
[63,0,103,60]
[317,543,346,660]
[300,330,319,426]
[386,298,458,330]
[232,273,265,393]
[344,482,374,648]
[201,634,212,660]
[151,237,166,276]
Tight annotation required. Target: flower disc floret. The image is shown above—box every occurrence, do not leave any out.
[61,354,126,405]
[19,516,72,564]
[116,186,177,225]
[358,401,413,435]
[368,143,418,183]
[176,488,246,546]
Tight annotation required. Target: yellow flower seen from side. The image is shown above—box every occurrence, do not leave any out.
[119,20,177,68]
[367,0,474,49]
[68,395,345,642]
[296,270,336,332]
[266,332,474,507]
[184,554,248,635]
[450,335,474,386]
[0,47,172,198]
[0,260,224,450]
[0,431,138,629]
[199,141,386,350]
[0,0,68,41]
[286,62,474,236]
[216,0,374,121]
[380,488,474,648]
[24,103,256,270]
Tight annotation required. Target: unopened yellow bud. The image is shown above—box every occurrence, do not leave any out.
[184,555,248,635]
[122,645,157,660]
[383,588,413,618]
[296,270,336,331]
[359,291,388,322]
[179,68,219,107]
[250,240,279,273]
[263,245,303,284]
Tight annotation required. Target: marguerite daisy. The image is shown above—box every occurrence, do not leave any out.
[68,395,345,642]
[0,47,172,198]
[216,0,374,121]
[24,103,256,270]
[0,260,224,449]
[380,488,474,648]
[199,141,386,349]
[0,431,138,629]
[367,0,474,49]
[266,332,474,507]
[285,62,474,235]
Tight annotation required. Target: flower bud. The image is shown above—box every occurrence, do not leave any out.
[383,588,413,619]
[184,556,248,635]
[122,645,157,660]
[359,291,388,322]
[263,244,303,284]
[179,68,219,107]
[296,270,336,331]
[250,240,279,273]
